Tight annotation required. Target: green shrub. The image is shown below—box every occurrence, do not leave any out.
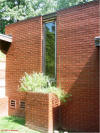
[19,72,72,102]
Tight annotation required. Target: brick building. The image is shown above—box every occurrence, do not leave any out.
[0,0,99,132]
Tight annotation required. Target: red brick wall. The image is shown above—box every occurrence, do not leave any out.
[4,0,99,132]
[56,0,99,132]
[25,92,60,133]
[5,16,42,116]
[8,92,26,117]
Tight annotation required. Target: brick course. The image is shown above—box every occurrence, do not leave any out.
[2,0,99,132]
[25,92,60,133]
[8,92,26,117]
[56,0,99,132]
[5,16,43,116]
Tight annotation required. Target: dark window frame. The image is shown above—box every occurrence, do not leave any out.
[42,20,56,81]
[10,99,16,109]
[19,101,25,109]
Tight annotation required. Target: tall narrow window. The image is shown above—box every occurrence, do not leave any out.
[43,21,56,79]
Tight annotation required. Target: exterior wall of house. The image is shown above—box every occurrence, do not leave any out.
[4,0,99,132]
[5,16,43,117]
[56,0,99,132]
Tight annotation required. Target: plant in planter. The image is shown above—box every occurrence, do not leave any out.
[19,72,72,132]
[19,72,71,102]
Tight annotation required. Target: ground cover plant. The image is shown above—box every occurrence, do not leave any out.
[0,116,40,133]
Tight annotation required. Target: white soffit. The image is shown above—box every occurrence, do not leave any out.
[0,34,12,43]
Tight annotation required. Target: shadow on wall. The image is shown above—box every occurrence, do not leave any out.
[53,104,61,130]
[0,41,11,54]
[60,48,99,132]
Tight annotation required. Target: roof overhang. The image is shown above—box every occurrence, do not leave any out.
[0,34,12,43]
[0,34,12,54]
[43,12,56,22]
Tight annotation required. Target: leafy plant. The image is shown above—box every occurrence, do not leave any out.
[19,72,72,102]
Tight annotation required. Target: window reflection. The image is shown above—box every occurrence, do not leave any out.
[44,21,56,79]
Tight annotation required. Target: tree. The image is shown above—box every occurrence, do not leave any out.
[57,0,93,9]
[0,0,93,33]
[1,0,57,22]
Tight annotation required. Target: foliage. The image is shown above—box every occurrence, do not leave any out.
[0,0,93,33]
[19,72,72,102]
[45,22,55,78]
[20,72,50,91]
[57,0,93,10]
[0,116,40,133]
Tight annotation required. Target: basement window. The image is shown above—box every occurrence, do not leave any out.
[20,101,25,109]
[10,100,16,108]
[43,21,56,79]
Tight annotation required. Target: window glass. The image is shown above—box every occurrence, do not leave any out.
[44,21,56,79]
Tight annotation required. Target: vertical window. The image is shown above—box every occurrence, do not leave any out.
[43,21,56,79]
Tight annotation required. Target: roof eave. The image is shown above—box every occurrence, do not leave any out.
[0,34,12,43]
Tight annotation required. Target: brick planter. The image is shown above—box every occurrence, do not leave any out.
[25,92,60,133]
